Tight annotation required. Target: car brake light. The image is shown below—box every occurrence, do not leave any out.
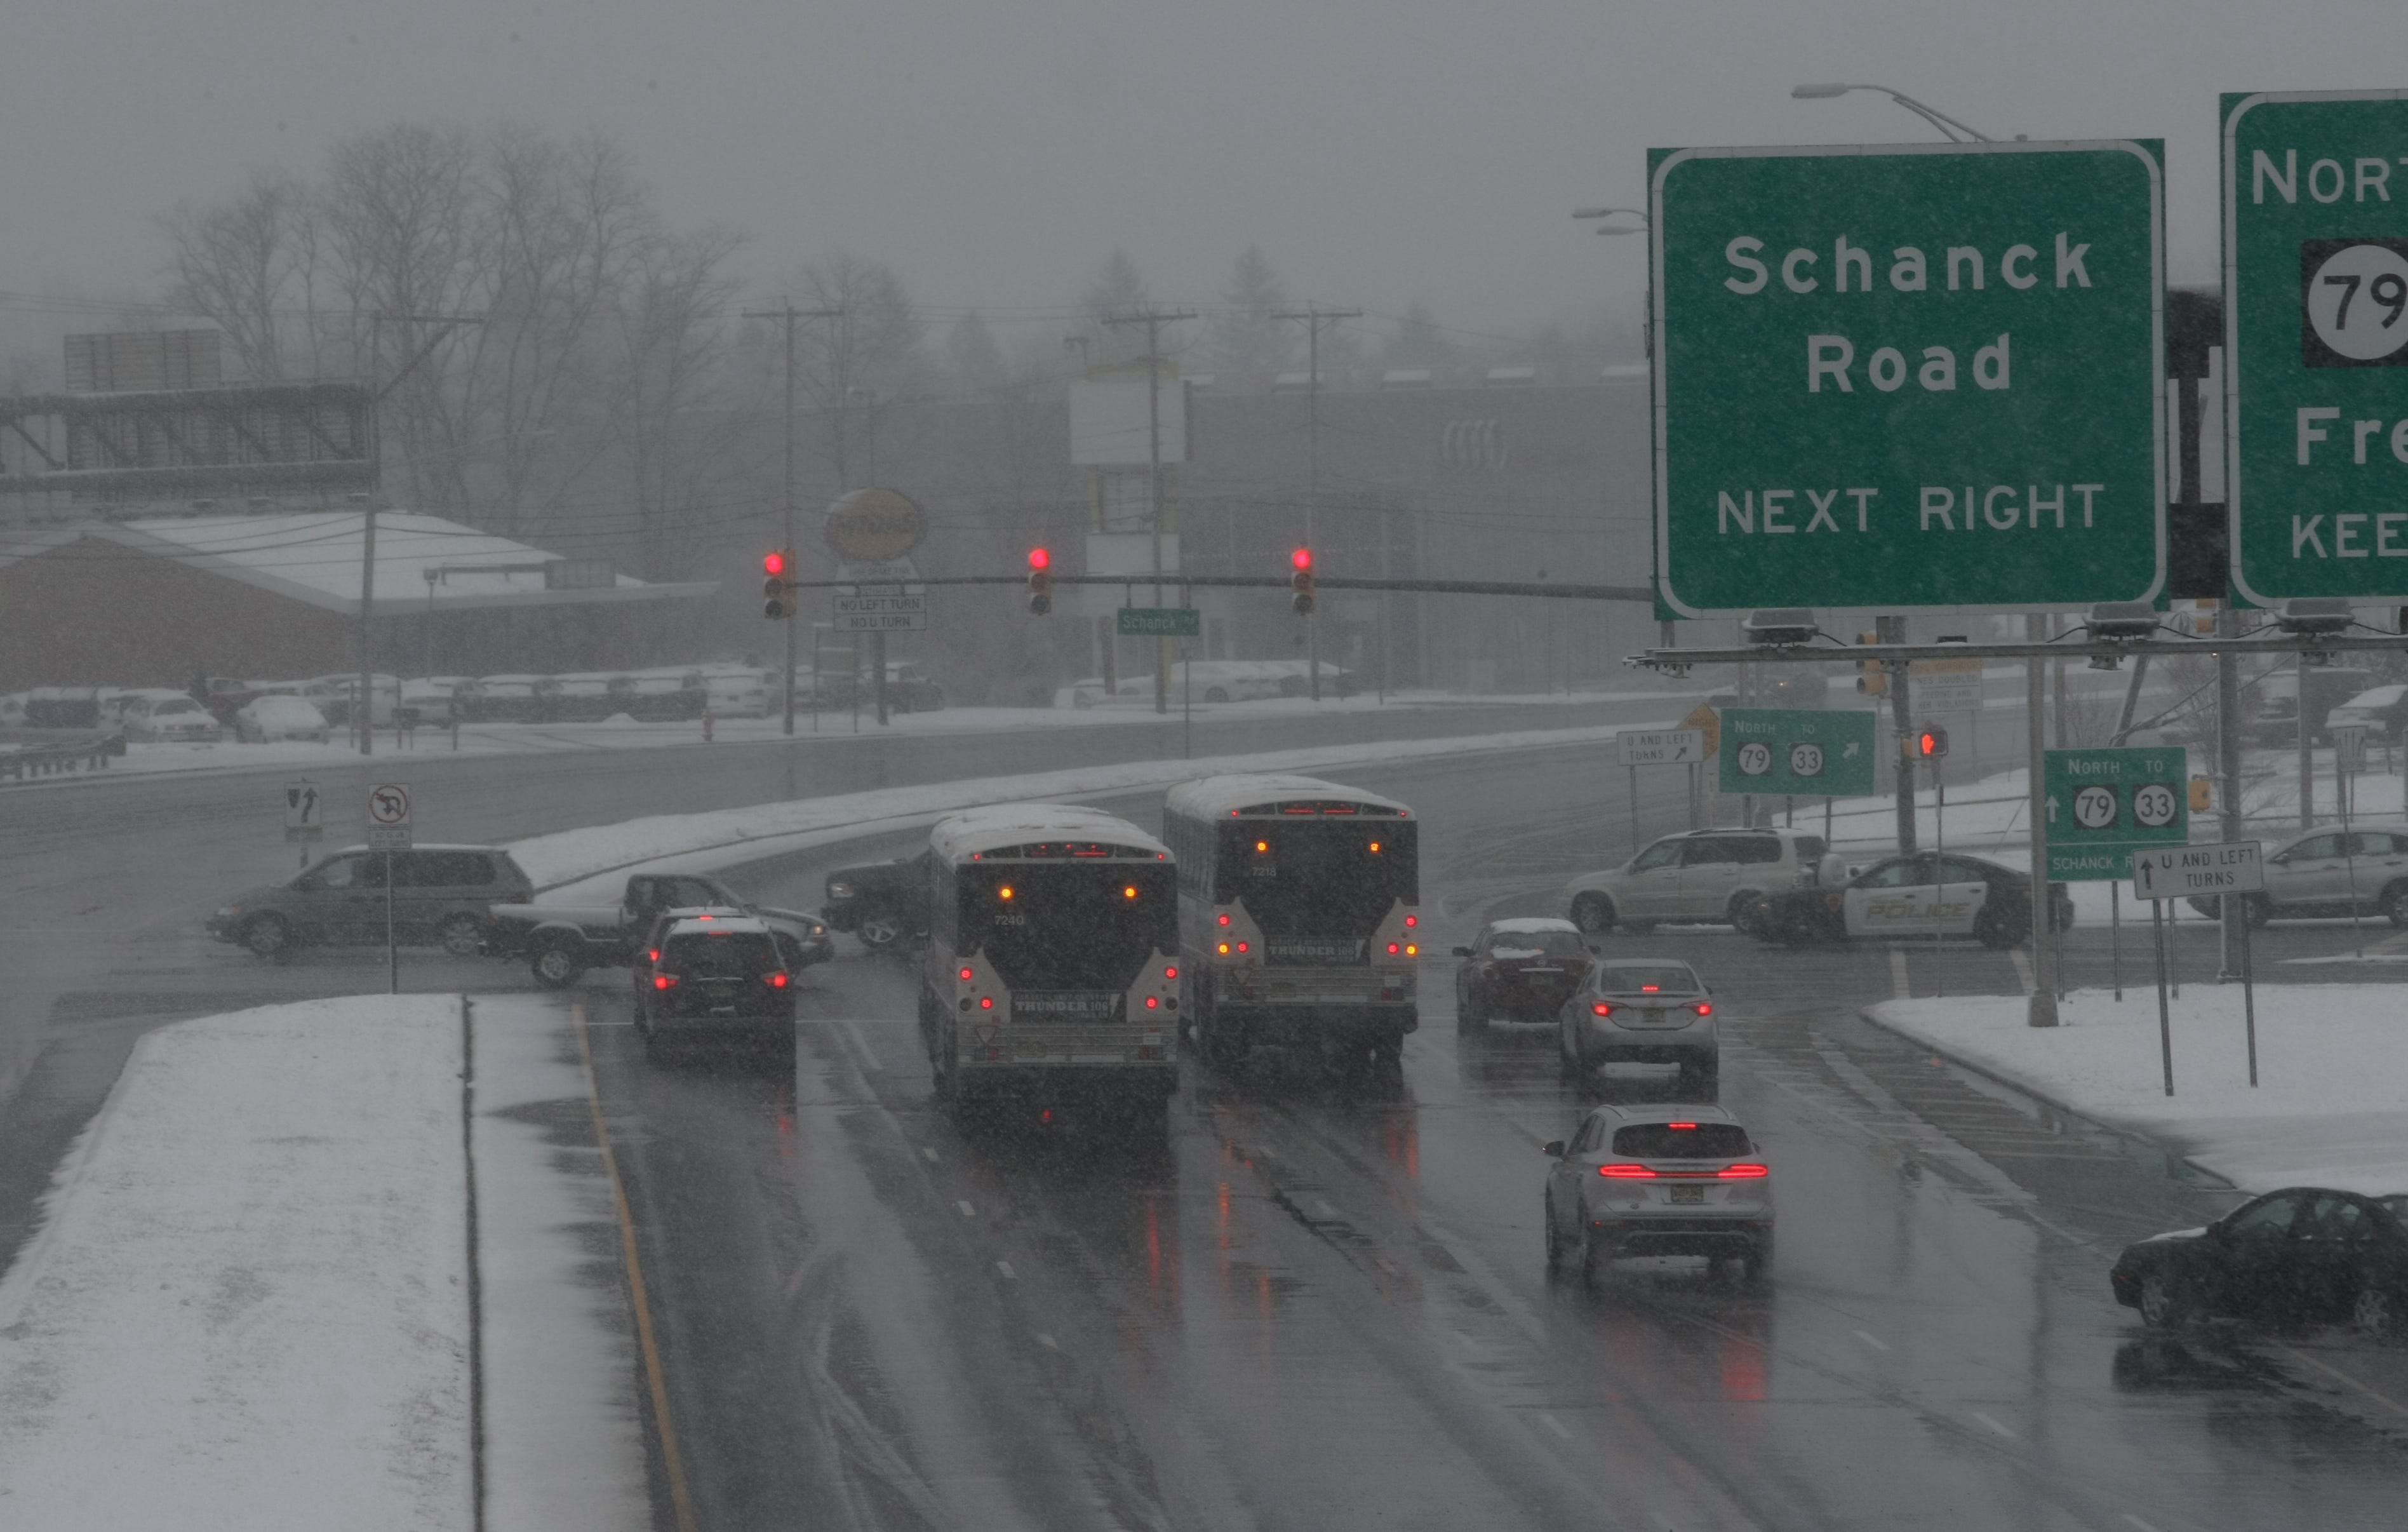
[1668,1122,1696,1129]
[653,973,678,990]
[1696,1002,1712,1016]
[1641,984,1660,993]
[1591,1002,1612,1016]
[765,972,789,988]
[1598,1164,1656,1178]
[1717,1164,1769,1179]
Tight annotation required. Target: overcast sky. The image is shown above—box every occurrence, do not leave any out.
[2,1,2399,351]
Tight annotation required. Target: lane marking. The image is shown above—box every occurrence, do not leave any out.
[996,1260,1017,1280]
[2009,949,2036,993]
[1970,1410,2017,1441]
[957,1200,976,1218]
[2275,1342,2408,1422]
[2122,1515,2166,1532]
[572,1002,700,1532]
[1037,1333,1059,1350]
[1539,1411,1574,1440]
[922,1146,939,1162]
[1853,1329,1890,1352]
[1888,946,1910,1000]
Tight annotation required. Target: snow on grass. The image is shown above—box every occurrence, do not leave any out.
[510,718,1662,892]
[0,997,471,1531]
[1869,986,2408,1195]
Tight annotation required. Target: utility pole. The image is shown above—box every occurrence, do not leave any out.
[361,310,483,758]
[1878,615,1914,852]
[1102,306,1196,715]
[744,301,842,736]
[1274,305,1360,702]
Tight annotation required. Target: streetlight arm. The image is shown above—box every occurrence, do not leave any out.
[1789,82,1993,143]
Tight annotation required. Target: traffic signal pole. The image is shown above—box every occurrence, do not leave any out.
[2026,612,2059,1028]
[1275,305,1361,702]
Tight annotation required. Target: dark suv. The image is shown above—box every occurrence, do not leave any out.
[209,845,535,960]
[635,915,796,1062]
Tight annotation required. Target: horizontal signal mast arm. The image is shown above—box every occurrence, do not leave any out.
[784,573,1655,601]
[1631,635,2408,668]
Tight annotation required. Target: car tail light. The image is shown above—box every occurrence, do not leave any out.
[1641,984,1661,993]
[1591,1002,1612,1016]
[1717,1164,1769,1179]
[653,973,679,990]
[1696,1002,1712,1016]
[1668,1122,1696,1130]
[1598,1164,1656,1178]
[765,972,789,988]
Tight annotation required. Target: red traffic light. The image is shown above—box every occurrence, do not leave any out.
[1026,546,1054,615]
[764,550,787,575]
[1291,546,1313,572]
[1028,546,1051,571]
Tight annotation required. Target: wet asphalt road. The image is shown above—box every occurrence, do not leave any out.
[577,749,2408,1532]
[8,703,2408,1528]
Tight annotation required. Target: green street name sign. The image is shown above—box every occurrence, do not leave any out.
[1116,606,1201,638]
[1716,708,1878,796]
[2042,745,2188,881]
[2223,91,2408,604]
[1650,141,2165,616]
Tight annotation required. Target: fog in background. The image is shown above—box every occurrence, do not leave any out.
[1,0,2397,358]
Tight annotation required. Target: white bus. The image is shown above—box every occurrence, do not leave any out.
[1161,774,1421,1070]
[916,805,1183,1121]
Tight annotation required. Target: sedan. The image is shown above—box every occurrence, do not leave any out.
[124,695,224,743]
[2186,824,2408,927]
[1454,918,1591,1030]
[1753,850,2073,948]
[2110,1186,2408,1338]
[1543,1103,1773,1287]
[1558,957,1718,1096]
[235,694,331,742]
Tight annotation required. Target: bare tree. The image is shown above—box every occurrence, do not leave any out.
[158,172,332,381]
[608,227,749,581]
[791,252,925,495]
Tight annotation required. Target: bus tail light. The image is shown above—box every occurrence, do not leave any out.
[653,973,679,991]
[765,972,789,988]
[1217,943,1231,955]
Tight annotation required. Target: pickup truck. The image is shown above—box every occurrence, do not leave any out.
[486,870,832,988]
[823,848,933,948]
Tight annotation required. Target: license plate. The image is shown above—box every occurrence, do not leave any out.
[1668,1185,1705,1205]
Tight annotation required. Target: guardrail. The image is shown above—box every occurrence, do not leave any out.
[0,730,124,784]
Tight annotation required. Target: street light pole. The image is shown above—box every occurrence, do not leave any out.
[1103,307,1196,715]
[1789,82,1997,143]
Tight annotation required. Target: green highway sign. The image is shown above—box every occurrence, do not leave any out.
[1116,606,1201,638]
[2223,91,2408,604]
[2042,746,2188,881]
[1650,141,2165,616]
[1716,708,1878,796]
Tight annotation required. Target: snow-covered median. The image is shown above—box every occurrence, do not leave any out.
[1868,987,2408,1195]
[0,997,472,1530]
[511,719,1652,892]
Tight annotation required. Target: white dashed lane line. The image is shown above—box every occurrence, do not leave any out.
[1538,1412,1574,1440]
[1853,1329,1890,1352]
[1970,1411,2017,1441]
[996,1260,1017,1280]
[957,1200,976,1217]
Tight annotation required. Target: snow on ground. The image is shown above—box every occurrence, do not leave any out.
[0,995,647,1531]
[0,997,472,1531]
[1869,988,2408,1195]
[516,718,1658,893]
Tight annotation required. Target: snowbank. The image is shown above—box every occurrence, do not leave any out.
[0,997,472,1531]
[1868,987,2408,1194]
[509,719,1650,890]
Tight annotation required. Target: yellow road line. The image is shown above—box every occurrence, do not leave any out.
[574,1003,700,1532]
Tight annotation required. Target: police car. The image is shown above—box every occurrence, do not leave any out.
[1753,851,2073,948]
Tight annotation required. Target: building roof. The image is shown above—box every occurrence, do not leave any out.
[928,803,1170,864]
[1163,772,1413,819]
[0,511,716,616]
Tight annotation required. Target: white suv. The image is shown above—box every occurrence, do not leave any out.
[1565,828,1826,936]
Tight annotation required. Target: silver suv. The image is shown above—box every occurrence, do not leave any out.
[1564,828,1826,936]
[1543,1104,1773,1287]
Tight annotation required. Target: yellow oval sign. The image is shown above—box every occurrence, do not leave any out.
[824,487,926,563]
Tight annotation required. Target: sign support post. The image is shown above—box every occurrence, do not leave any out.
[2150,893,2174,1096]
[2133,840,2265,1090]
[2028,620,2057,1027]
[366,783,413,996]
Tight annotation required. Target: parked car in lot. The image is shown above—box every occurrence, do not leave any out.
[2111,1186,2408,1338]
[2187,824,2408,927]
[485,870,829,988]
[1754,850,2073,947]
[634,915,798,1063]
[823,849,934,948]
[208,845,537,959]
[124,694,224,743]
[457,675,551,723]
[98,687,191,726]
[1543,1105,1773,1286]
[1563,828,1828,936]
[1454,917,1591,1029]
[234,694,331,742]
[2325,684,2408,741]
[1558,956,1720,1095]
[25,687,104,729]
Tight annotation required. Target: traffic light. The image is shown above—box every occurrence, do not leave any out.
[1915,726,1950,759]
[762,549,796,619]
[1026,546,1052,615]
[2189,775,2213,812]
[1290,546,1315,616]
[1854,631,1886,695]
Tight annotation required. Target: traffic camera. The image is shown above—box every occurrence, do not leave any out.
[1026,546,1053,615]
[762,549,797,619]
[1290,547,1315,616]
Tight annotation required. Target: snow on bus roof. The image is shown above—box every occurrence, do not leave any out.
[928,802,1170,863]
[1163,772,1410,818]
